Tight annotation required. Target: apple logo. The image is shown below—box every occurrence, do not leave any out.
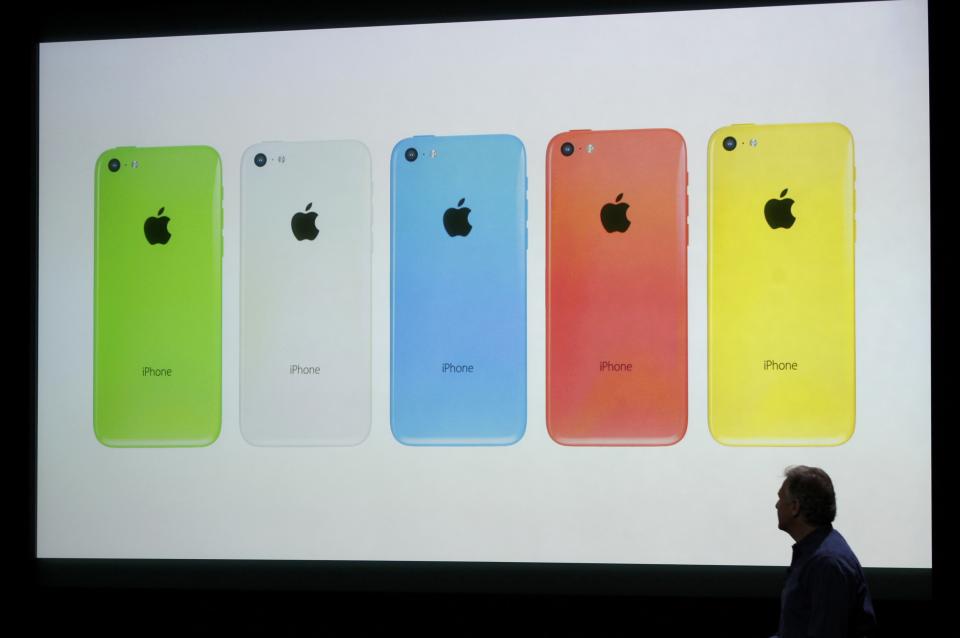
[291,202,320,241]
[143,207,171,245]
[443,197,472,237]
[764,189,797,229]
[600,193,630,233]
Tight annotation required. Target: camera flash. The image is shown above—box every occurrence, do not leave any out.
[586,144,595,154]
[131,160,139,168]
[278,155,286,163]
[431,149,439,158]
[749,138,759,147]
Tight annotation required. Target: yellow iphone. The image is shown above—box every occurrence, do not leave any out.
[707,123,855,446]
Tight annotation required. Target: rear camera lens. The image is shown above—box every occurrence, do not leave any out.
[722,136,737,152]
[108,158,121,172]
[560,142,575,157]
[405,147,418,162]
[254,153,267,167]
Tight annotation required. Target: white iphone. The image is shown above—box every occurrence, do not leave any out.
[240,140,372,446]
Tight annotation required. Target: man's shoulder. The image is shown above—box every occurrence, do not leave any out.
[818,528,856,555]
[808,529,863,573]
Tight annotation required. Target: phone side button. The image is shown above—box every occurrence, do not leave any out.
[686,223,689,247]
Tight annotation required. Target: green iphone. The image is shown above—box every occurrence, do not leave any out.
[94,146,222,447]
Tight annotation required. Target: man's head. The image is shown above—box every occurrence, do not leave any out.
[776,465,837,538]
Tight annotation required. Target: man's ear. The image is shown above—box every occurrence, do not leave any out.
[790,498,801,518]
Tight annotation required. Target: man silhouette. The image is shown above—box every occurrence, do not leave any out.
[773,466,876,638]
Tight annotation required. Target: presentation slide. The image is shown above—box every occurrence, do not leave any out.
[37,0,930,567]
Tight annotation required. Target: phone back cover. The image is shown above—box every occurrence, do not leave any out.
[93,146,222,447]
[546,129,688,445]
[391,135,527,445]
[240,141,372,446]
[707,123,855,445]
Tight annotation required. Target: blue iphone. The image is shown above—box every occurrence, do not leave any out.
[391,134,527,445]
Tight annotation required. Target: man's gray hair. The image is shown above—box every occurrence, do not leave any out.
[783,465,837,526]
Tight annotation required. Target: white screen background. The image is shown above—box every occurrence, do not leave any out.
[38,0,930,567]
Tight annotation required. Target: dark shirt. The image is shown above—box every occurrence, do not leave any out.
[778,525,876,638]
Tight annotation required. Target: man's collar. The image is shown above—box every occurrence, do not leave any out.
[793,523,834,553]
